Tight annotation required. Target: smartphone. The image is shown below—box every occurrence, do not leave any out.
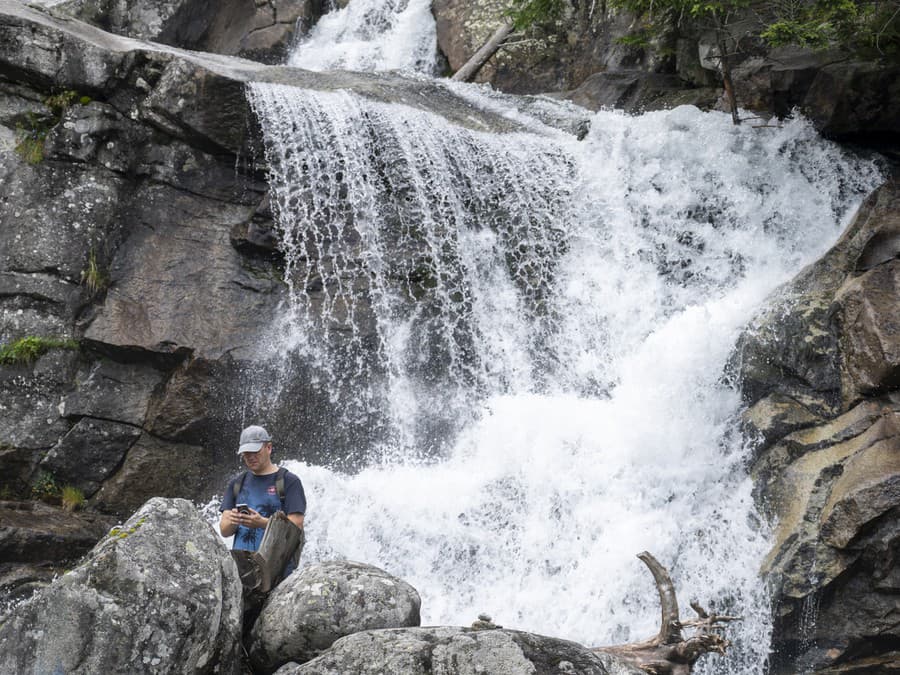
[236,503,250,514]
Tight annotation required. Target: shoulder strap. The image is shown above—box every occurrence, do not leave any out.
[275,467,287,506]
[232,471,247,501]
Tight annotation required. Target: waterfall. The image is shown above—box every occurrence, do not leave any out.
[288,0,438,74]
[244,3,884,672]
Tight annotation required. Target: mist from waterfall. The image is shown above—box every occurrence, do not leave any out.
[243,3,885,673]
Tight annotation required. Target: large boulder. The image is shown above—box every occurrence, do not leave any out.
[248,560,422,671]
[275,626,644,675]
[735,179,900,673]
[0,497,242,674]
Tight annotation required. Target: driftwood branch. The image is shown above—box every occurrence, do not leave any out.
[593,551,740,675]
[451,20,515,82]
[640,550,683,645]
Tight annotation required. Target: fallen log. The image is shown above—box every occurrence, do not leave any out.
[451,20,515,82]
[593,552,740,675]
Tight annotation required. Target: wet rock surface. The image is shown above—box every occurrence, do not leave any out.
[735,179,900,673]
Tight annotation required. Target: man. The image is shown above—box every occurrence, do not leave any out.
[219,425,306,577]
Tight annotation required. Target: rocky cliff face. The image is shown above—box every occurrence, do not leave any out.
[733,180,900,673]
[0,0,288,591]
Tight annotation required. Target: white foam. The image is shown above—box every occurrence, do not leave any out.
[288,0,438,74]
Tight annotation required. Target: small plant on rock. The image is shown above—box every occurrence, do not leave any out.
[81,248,109,295]
[31,471,61,503]
[13,89,84,164]
[0,336,79,365]
[61,485,86,512]
[42,90,79,115]
[14,114,49,165]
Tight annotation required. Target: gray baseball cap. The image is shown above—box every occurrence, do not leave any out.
[238,425,272,454]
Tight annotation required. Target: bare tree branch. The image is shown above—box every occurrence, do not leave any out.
[593,552,742,674]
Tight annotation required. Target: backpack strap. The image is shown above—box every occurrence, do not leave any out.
[232,470,247,502]
[275,467,287,507]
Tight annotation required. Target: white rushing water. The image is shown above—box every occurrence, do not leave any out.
[288,0,438,73]
[243,3,884,672]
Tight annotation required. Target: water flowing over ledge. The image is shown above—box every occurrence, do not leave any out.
[247,74,882,673]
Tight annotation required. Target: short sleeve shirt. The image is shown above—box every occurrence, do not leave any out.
[220,469,306,553]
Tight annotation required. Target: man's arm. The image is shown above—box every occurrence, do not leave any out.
[219,509,240,537]
[219,479,239,537]
[287,513,304,530]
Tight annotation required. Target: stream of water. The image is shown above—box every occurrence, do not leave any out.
[243,3,882,671]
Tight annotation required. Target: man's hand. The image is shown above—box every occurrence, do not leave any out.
[219,507,268,536]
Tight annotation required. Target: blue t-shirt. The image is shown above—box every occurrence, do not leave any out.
[220,469,306,554]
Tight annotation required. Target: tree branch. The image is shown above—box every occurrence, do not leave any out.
[451,20,516,82]
[592,552,742,674]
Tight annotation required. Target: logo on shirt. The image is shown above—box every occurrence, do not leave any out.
[267,486,277,495]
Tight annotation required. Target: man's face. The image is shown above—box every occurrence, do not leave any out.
[241,442,272,473]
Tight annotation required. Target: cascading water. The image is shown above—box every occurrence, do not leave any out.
[288,0,438,73]
[242,3,884,672]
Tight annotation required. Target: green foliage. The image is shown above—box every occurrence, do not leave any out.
[608,0,900,55]
[0,336,79,365]
[14,114,49,164]
[61,485,86,512]
[506,0,566,30]
[43,90,79,116]
[81,248,109,294]
[762,0,900,55]
[616,30,653,47]
[609,0,749,19]
[31,471,60,502]
[13,89,85,164]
